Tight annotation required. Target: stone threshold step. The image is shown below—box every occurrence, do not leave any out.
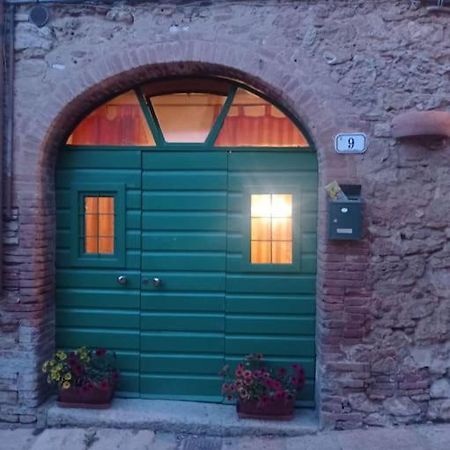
[44,398,319,437]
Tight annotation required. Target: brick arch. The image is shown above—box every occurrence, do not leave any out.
[36,40,358,180]
[16,39,362,421]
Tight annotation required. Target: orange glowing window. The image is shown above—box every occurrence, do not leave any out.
[251,194,293,264]
[215,89,308,147]
[84,196,115,254]
[150,93,226,143]
[67,91,155,146]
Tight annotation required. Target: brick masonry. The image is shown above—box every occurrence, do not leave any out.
[1,0,449,429]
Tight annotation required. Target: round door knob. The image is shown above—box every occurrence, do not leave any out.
[152,277,161,287]
[117,275,128,285]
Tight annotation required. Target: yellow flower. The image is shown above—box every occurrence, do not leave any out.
[51,371,61,382]
[64,373,72,381]
[56,351,67,361]
[42,361,49,373]
[62,381,71,390]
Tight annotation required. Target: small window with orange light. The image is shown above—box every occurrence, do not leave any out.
[250,194,293,265]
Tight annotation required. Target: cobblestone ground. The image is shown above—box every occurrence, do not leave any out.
[1,424,449,450]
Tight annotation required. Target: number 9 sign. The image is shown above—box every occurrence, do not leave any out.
[335,133,367,154]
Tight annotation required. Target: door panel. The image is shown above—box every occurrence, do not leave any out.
[55,149,141,396]
[225,151,317,406]
[140,151,227,401]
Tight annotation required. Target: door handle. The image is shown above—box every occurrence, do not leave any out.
[117,275,128,285]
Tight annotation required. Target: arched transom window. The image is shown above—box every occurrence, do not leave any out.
[67,78,311,148]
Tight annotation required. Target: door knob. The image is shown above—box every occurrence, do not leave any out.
[152,277,162,287]
[117,275,128,285]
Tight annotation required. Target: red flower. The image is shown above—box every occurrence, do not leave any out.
[72,364,83,377]
[95,348,107,357]
[99,379,110,391]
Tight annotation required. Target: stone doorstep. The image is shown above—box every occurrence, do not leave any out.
[43,398,319,437]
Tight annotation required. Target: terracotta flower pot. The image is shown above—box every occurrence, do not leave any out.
[237,397,295,420]
[57,383,114,409]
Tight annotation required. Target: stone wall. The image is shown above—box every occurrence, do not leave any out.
[1,0,449,428]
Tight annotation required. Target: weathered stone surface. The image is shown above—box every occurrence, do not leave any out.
[383,397,421,417]
[105,7,134,25]
[427,400,450,421]
[348,394,379,413]
[430,379,450,399]
[15,23,54,53]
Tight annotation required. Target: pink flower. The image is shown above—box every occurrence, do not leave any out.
[272,380,281,390]
[278,367,287,377]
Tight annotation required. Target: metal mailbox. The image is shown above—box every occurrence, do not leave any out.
[328,185,362,240]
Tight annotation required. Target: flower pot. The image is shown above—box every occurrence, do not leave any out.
[57,384,114,409]
[236,398,295,420]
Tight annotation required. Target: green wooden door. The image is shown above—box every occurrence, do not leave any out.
[55,148,317,405]
[55,148,142,395]
[139,150,227,401]
[225,151,317,406]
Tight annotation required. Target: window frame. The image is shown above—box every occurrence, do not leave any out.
[241,185,302,273]
[69,183,126,268]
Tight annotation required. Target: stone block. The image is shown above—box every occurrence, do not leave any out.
[430,379,450,399]
[383,397,421,417]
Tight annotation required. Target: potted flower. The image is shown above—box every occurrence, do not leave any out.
[42,347,119,409]
[221,353,305,420]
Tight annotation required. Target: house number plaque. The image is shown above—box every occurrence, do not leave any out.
[335,133,367,154]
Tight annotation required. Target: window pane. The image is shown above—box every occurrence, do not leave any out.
[215,89,308,147]
[85,236,98,254]
[251,218,271,241]
[84,196,115,255]
[251,194,271,217]
[250,194,294,265]
[272,241,292,264]
[272,218,292,241]
[67,91,155,146]
[98,197,114,214]
[151,93,226,143]
[85,197,98,214]
[98,237,114,254]
[251,241,271,264]
[271,194,292,218]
